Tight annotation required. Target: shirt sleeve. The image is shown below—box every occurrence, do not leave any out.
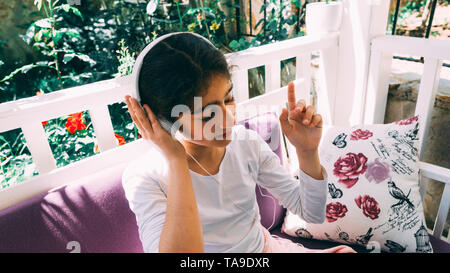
[253,131,328,224]
[121,163,167,253]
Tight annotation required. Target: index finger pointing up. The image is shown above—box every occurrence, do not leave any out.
[287,81,296,112]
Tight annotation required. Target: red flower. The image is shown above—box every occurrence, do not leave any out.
[350,129,373,140]
[115,133,125,146]
[333,152,368,188]
[42,121,48,127]
[394,115,418,125]
[355,195,380,220]
[65,112,87,134]
[326,202,348,222]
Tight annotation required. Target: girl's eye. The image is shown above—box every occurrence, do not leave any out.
[200,97,234,121]
[225,96,235,104]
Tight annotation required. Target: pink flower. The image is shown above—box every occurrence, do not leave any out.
[333,152,368,189]
[394,115,418,125]
[326,202,348,222]
[365,158,392,183]
[355,195,380,220]
[350,129,373,140]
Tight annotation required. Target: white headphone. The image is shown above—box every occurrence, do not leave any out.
[130,31,216,103]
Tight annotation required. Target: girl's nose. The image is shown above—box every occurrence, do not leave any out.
[219,104,236,131]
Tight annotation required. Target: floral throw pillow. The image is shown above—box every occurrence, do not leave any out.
[281,115,433,253]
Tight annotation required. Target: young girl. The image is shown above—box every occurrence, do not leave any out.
[122,32,356,253]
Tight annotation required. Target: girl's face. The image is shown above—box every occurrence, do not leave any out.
[178,74,236,148]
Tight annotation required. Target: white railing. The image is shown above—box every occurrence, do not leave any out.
[0,33,340,212]
[364,35,450,242]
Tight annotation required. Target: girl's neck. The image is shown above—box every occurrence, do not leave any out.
[180,140,225,175]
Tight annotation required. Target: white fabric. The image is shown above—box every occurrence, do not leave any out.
[122,124,328,253]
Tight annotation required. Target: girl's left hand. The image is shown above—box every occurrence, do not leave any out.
[279,81,323,154]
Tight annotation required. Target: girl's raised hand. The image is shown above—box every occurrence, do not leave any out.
[124,95,186,160]
[279,81,323,154]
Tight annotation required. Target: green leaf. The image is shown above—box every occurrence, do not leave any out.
[34,0,43,11]
[0,62,56,82]
[55,4,83,20]
[64,31,81,39]
[53,29,80,44]
[290,0,302,8]
[62,53,96,67]
[20,24,37,45]
[254,18,264,29]
[35,18,52,29]
[146,0,159,16]
[229,40,239,49]
[259,3,269,13]
[0,156,11,167]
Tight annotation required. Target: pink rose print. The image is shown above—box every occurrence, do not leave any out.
[355,195,380,220]
[350,129,373,140]
[326,202,348,222]
[365,158,392,183]
[333,152,368,189]
[394,115,418,125]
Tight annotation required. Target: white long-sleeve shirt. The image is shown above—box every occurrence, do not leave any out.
[121,124,328,253]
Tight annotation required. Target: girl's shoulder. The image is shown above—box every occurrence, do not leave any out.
[122,146,169,189]
[232,124,273,152]
[230,124,273,162]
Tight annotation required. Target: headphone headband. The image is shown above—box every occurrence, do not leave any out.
[130,32,216,103]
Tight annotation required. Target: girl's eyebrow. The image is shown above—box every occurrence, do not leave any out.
[192,83,233,114]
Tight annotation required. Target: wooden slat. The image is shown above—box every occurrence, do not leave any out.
[415,58,442,160]
[0,76,132,133]
[371,35,450,61]
[20,122,57,174]
[225,33,339,72]
[316,46,339,126]
[236,78,305,114]
[432,183,450,238]
[363,50,393,124]
[88,105,118,152]
[417,161,450,240]
[418,161,450,184]
[296,53,312,105]
[231,69,249,103]
[265,60,281,92]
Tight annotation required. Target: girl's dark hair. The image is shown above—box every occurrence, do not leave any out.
[138,33,234,123]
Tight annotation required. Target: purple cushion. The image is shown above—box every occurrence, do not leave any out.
[237,112,286,231]
[0,162,144,253]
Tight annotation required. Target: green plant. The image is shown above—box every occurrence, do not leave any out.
[114,39,136,78]
[0,0,94,103]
